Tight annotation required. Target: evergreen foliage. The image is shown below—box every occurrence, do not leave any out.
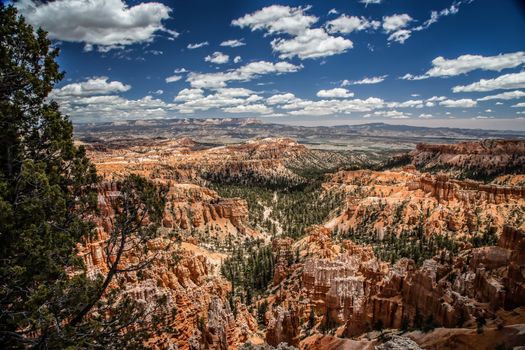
[0,6,167,348]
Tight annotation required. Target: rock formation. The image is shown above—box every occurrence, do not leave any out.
[409,139,525,179]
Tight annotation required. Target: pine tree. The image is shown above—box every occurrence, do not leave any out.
[0,5,166,348]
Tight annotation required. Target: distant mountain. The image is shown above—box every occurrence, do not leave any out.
[74,118,525,151]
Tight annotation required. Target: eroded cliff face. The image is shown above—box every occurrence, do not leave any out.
[78,181,259,350]
[87,137,369,187]
[324,170,525,238]
[79,137,525,350]
[261,225,525,349]
[409,139,525,179]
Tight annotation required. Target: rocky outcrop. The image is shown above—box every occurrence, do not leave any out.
[413,174,525,204]
[271,224,525,343]
[77,181,259,350]
[325,170,525,238]
[265,306,301,347]
[410,139,525,179]
[374,335,422,350]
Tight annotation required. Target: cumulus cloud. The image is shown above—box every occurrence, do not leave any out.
[220,39,246,47]
[173,87,266,114]
[271,28,353,60]
[233,56,242,64]
[283,97,385,116]
[427,96,447,102]
[439,98,477,108]
[382,14,412,33]
[233,5,353,60]
[266,93,298,105]
[48,77,176,120]
[365,110,410,119]
[187,42,209,49]
[187,60,302,89]
[388,99,424,108]
[50,77,130,98]
[453,71,525,93]
[403,52,525,80]
[205,52,230,64]
[165,75,182,83]
[15,0,177,50]
[342,75,387,85]
[62,95,174,120]
[316,88,354,98]
[477,90,525,101]
[512,102,525,108]
[223,104,273,114]
[326,14,380,34]
[232,5,317,35]
[381,13,416,44]
[419,113,433,119]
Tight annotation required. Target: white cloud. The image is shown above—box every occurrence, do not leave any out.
[388,99,424,108]
[187,41,209,49]
[232,5,317,36]
[485,109,492,112]
[412,3,460,32]
[187,60,302,88]
[56,94,175,120]
[15,0,177,50]
[383,2,467,45]
[405,52,525,80]
[233,5,353,60]
[439,98,477,108]
[360,0,383,5]
[266,93,298,105]
[271,28,353,60]
[387,29,412,44]
[382,14,412,33]
[365,110,410,119]
[234,56,242,64]
[316,88,354,98]
[427,95,447,102]
[477,90,525,101]
[419,113,433,119]
[342,75,387,85]
[174,68,188,74]
[452,71,525,92]
[223,104,273,114]
[220,39,245,47]
[174,88,205,102]
[152,89,164,95]
[328,9,339,15]
[283,97,385,116]
[50,77,130,98]
[165,75,182,83]
[512,102,525,108]
[399,73,428,81]
[205,51,230,64]
[326,15,380,34]
[173,88,265,114]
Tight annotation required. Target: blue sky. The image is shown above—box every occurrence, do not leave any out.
[12,0,525,129]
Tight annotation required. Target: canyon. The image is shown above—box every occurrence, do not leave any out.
[80,136,525,349]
